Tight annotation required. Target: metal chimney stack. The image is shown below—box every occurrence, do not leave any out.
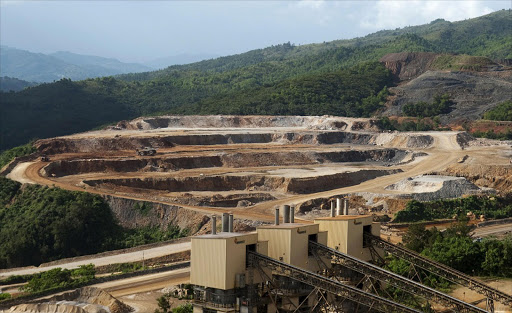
[330,201,336,217]
[229,214,234,233]
[275,208,280,225]
[222,213,229,232]
[344,199,349,215]
[290,206,295,223]
[283,205,290,223]
[336,198,342,216]
[212,215,217,235]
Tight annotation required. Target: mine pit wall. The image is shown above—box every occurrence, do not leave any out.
[286,169,402,194]
[84,169,401,195]
[103,194,209,232]
[126,115,359,130]
[35,130,434,155]
[103,195,258,234]
[42,148,408,177]
[42,155,224,177]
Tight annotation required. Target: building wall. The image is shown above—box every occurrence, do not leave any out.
[191,233,259,290]
[257,228,292,264]
[347,218,366,260]
[225,234,257,290]
[290,228,308,269]
[191,238,227,290]
[316,220,349,253]
[315,216,376,261]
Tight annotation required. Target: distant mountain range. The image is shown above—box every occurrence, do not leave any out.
[0,46,153,83]
[0,46,222,86]
[0,77,38,92]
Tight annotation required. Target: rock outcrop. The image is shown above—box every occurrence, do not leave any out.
[380,52,439,81]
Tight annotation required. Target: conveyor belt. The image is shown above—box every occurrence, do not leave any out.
[247,251,421,313]
[366,234,512,311]
[309,241,486,313]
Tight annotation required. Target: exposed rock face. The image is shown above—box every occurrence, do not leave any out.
[384,70,512,122]
[442,164,512,192]
[42,148,408,177]
[85,168,401,195]
[380,52,512,122]
[4,287,132,313]
[35,129,436,155]
[380,52,439,81]
[104,195,209,231]
[122,115,378,132]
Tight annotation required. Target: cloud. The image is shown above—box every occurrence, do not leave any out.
[360,0,495,30]
[296,0,326,10]
[0,0,27,7]
[288,0,334,25]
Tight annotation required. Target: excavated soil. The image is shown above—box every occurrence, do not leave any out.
[2,287,132,313]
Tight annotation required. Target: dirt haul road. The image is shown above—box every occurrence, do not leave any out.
[92,267,190,297]
[9,130,502,222]
[0,241,190,278]
[11,130,473,222]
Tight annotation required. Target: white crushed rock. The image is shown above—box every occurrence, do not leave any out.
[385,175,491,201]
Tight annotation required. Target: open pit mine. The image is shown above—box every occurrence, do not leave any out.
[3,115,512,313]
[4,115,509,233]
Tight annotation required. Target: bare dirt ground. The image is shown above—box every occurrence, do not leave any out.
[450,278,512,313]
[93,267,190,297]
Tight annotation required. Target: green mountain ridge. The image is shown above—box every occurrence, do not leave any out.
[119,9,511,81]
[1,10,511,150]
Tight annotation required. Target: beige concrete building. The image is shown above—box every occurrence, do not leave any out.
[191,231,269,313]
[314,215,380,262]
[256,223,327,272]
[191,232,267,290]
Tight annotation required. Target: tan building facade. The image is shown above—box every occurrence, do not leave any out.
[314,215,380,261]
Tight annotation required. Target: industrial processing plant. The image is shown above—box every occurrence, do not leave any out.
[190,201,512,313]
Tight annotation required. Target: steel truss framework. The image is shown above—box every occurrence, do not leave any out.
[308,241,486,313]
[247,251,422,313]
[365,234,512,313]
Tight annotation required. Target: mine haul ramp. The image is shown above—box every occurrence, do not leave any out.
[248,251,421,313]
[308,241,486,313]
[365,234,512,312]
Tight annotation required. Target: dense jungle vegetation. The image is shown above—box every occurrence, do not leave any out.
[394,195,512,223]
[397,222,512,278]
[383,222,512,311]
[1,10,511,150]
[0,177,187,268]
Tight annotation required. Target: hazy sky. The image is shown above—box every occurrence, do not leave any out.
[1,0,510,63]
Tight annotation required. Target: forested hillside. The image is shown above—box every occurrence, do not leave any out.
[0,177,188,268]
[1,10,510,150]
